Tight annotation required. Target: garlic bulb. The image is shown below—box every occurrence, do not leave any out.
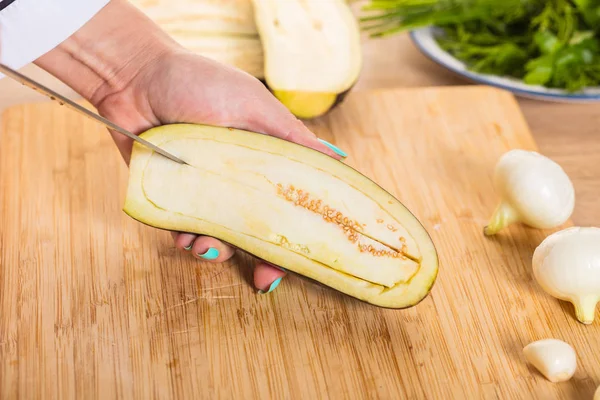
[483,149,574,235]
[532,226,600,324]
[523,339,577,382]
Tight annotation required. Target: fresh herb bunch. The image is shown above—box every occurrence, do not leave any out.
[360,0,600,91]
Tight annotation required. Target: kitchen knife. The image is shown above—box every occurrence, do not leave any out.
[0,63,189,166]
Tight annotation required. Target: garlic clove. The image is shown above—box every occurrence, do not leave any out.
[523,339,577,383]
[532,226,600,324]
[484,149,574,235]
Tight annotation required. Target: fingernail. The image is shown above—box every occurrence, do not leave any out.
[198,248,219,260]
[184,243,193,251]
[318,138,347,158]
[258,277,283,294]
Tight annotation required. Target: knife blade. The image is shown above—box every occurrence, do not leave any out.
[0,63,189,166]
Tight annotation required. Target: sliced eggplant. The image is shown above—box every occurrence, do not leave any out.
[123,124,438,308]
[132,0,265,78]
[250,0,362,119]
[132,0,259,36]
[174,35,265,79]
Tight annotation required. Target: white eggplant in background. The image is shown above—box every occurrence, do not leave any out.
[251,0,363,119]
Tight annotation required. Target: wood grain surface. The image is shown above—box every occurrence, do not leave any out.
[1,86,599,399]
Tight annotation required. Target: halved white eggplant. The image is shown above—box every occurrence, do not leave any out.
[250,0,362,119]
[123,124,438,308]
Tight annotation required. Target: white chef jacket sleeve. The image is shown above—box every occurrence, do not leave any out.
[0,0,110,77]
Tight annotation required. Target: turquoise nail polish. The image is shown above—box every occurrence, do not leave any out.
[259,277,283,294]
[318,138,348,158]
[184,244,193,251]
[198,248,219,260]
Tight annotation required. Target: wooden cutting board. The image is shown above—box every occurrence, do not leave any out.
[1,86,598,399]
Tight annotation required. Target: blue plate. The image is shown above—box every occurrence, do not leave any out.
[410,26,600,103]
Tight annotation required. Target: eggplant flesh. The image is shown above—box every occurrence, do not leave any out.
[251,0,362,119]
[123,124,438,308]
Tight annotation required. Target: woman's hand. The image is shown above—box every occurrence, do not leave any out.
[34,0,346,293]
[98,51,346,293]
